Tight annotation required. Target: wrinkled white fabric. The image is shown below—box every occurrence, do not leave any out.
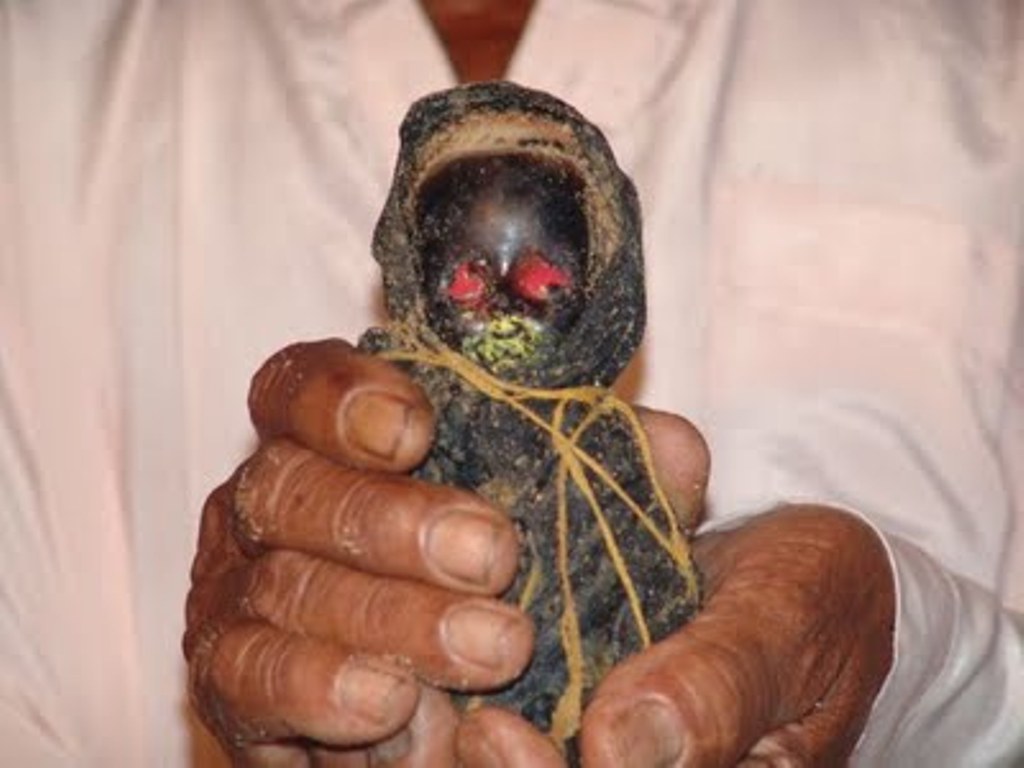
[1,1,1021,765]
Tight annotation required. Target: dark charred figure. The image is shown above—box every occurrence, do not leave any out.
[360,82,701,758]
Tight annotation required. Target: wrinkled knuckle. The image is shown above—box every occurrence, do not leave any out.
[242,551,287,621]
[232,457,271,547]
[258,635,300,707]
[190,481,239,580]
[185,619,230,709]
[201,480,236,525]
[346,577,401,646]
[328,472,390,555]
[233,440,311,546]
[183,618,215,670]
[186,663,232,736]
[185,564,253,662]
[188,623,302,749]
[219,626,290,705]
[247,550,327,630]
[183,586,214,656]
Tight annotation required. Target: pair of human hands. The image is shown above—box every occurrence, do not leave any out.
[184,339,895,767]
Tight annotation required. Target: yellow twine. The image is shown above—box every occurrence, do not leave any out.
[379,328,700,742]
[551,458,585,744]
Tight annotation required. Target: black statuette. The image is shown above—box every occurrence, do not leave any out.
[359,82,702,761]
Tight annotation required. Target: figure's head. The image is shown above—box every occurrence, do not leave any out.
[417,152,588,374]
[373,82,644,388]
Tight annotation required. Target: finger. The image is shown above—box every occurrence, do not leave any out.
[189,479,246,584]
[244,550,534,689]
[635,407,709,529]
[249,339,435,472]
[307,687,460,767]
[185,479,251,660]
[192,620,420,748]
[457,707,566,768]
[235,440,520,594]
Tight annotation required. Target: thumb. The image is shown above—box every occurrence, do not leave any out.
[635,406,710,529]
[579,609,774,767]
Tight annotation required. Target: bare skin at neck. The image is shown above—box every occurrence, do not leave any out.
[419,0,535,83]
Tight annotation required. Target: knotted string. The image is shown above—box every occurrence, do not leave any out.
[379,326,700,743]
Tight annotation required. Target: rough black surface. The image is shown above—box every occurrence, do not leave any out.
[359,82,701,758]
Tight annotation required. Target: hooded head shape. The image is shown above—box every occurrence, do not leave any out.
[372,82,645,389]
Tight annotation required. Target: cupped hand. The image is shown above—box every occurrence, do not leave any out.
[574,502,896,766]
[183,339,534,766]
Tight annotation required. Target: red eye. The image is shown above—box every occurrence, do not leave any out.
[508,250,572,303]
[447,260,489,306]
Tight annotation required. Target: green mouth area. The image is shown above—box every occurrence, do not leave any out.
[461,314,548,375]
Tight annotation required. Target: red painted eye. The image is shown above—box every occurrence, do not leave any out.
[508,250,572,303]
[447,259,489,306]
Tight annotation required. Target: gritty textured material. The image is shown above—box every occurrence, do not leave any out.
[360,82,701,757]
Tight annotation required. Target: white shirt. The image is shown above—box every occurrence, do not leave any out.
[1,1,1021,765]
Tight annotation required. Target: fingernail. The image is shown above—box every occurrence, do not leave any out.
[606,698,684,767]
[342,391,412,461]
[333,657,412,726]
[425,511,505,588]
[442,602,526,672]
